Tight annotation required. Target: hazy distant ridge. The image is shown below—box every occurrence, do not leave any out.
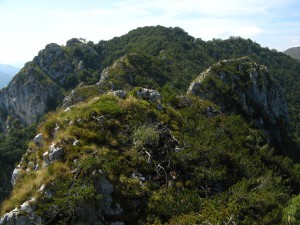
[284,47,300,61]
[0,64,19,88]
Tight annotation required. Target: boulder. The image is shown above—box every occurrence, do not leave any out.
[0,198,42,225]
[33,133,43,146]
[11,168,21,187]
[111,90,127,99]
[48,143,64,163]
[43,151,50,166]
[136,88,161,102]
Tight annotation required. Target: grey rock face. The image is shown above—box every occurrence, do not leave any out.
[33,43,73,84]
[49,144,64,163]
[100,67,110,82]
[42,143,64,166]
[136,88,161,102]
[188,57,289,143]
[70,176,124,225]
[43,151,50,166]
[62,89,81,108]
[0,198,42,225]
[98,177,114,215]
[33,133,43,146]
[11,168,21,187]
[0,65,64,130]
[0,40,103,131]
[0,40,102,129]
[62,85,101,109]
[77,60,85,71]
[111,90,127,99]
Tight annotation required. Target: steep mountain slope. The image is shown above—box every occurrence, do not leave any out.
[0,40,102,131]
[188,57,289,148]
[284,47,300,61]
[0,39,103,202]
[205,37,300,141]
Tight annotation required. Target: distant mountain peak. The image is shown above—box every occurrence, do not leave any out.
[0,64,20,89]
[284,46,300,61]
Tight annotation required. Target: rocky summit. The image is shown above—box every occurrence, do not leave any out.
[0,26,300,225]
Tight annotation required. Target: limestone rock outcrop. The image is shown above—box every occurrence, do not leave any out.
[0,39,102,131]
[0,198,42,225]
[0,64,64,130]
[188,57,289,144]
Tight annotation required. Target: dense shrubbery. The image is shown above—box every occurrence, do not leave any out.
[0,121,36,201]
[93,26,300,147]
[1,93,298,224]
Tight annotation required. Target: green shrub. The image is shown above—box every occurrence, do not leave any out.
[133,125,159,149]
[283,194,300,225]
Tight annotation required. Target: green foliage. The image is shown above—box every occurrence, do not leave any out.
[3,93,295,224]
[283,194,300,224]
[0,122,36,164]
[133,125,159,149]
[206,37,300,149]
[37,174,99,224]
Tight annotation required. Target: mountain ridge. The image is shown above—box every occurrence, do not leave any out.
[188,56,289,147]
[0,26,300,224]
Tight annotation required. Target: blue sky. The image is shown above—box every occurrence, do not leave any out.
[0,0,299,67]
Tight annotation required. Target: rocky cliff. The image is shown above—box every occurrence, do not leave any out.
[188,57,289,145]
[0,38,102,132]
[0,64,63,130]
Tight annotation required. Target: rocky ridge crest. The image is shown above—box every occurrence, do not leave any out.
[188,57,289,144]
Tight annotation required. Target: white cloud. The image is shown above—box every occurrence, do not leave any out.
[289,39,300,48]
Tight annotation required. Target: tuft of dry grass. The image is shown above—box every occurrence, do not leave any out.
[0,169,49,215]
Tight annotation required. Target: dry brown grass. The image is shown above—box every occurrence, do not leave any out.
[0,169,49,215]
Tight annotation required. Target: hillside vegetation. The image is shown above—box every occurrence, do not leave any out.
[1,91,299,224]
[0,26,300,224]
